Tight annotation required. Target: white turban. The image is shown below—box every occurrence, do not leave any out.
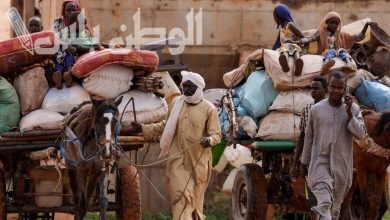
[159,71,205,157]
[180,71,205,89]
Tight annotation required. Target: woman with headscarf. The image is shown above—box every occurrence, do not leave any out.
[50,0,81,89]
[299,12,375,75]
[131,71,222,220]
[272,4,306,76]
[53,0,81,32]
[51,0,98,89]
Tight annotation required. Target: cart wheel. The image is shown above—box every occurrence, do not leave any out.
[230,163,268,220]
[116,165,141,220]
[0,171,5,220]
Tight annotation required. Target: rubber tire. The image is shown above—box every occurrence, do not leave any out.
[116,165,141,220]
[0,171,5,220]
[230,163,268,220]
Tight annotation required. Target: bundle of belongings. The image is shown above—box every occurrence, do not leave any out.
[0,32,179,134]
[209,18,390,172]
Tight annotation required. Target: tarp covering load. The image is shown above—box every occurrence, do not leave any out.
[0,77,20,132]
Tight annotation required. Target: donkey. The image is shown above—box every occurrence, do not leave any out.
[62,97,123,220]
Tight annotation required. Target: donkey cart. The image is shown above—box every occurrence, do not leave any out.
[228,140,311,219]
[0,126,145,220]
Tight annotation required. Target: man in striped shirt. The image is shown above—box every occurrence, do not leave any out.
[290,77,327,178]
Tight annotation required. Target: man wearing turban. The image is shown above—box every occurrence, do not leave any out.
[132,71,221,220]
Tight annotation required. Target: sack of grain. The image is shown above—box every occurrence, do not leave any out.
[82,64,133,99]
[256,111,300,141]
[269,89,313,115]
[263,49,356,90]
[116,90,168,128]
[19,109,64,133]
[41,84,91,114]
[13,67,49,115]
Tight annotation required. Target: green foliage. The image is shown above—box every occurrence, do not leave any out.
[86,212,116,220]
[204,191,230,220]
[383,211,390,220]
[143,212,172,220]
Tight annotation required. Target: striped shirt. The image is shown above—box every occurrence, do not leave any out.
[299,103,314,132]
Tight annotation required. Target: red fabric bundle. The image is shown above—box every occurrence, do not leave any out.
[0,30,56,78]
[71,49,159,78]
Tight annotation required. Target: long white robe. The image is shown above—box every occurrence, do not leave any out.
[301,99,365,220]
[143,98,221,220]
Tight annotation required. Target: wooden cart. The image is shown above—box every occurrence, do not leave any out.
[0,129,149,220]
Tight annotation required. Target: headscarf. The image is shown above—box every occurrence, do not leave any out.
[180,71,205,104]
[61,0,81,27]
[159,71,205,156]
[318,12,348,54]
[272,4,294,50]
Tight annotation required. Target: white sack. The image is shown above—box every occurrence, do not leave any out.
[263,49,357,90]
[256,111,300,141]
[19,109,64,133]
[117,90,168,127]
[204,88,227,107]
[82,64,133,99]
[237,116,258,139]
[269,89,313,115]
[41,84,91,114]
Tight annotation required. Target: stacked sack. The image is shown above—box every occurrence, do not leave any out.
[7,48,179,134]
[219,46,390,143]
[217,18,387,143]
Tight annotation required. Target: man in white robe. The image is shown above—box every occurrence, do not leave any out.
[301,71,366,220]
[132,71,221,220]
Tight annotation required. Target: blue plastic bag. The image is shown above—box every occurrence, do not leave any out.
[354,79,390,112]
[238,70,279,119]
